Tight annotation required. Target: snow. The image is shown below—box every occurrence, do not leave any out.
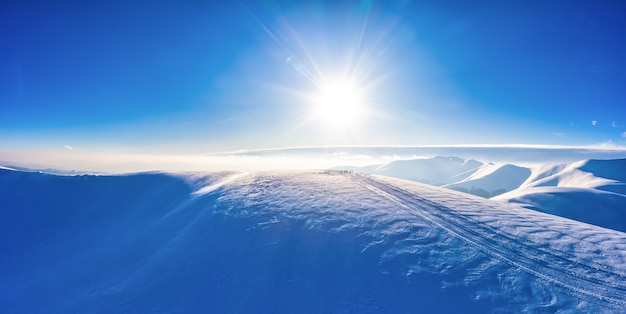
[491,159,626,232]
[520,160,616,189]
[343,156,626,234]
[340,156,483,185]
[494,187,626,233]
[344,157,626,198]
[444,163,531,195]
[340,157,532,197]
[579,159,626,194]
[2,168,626,313]
[510,158,626,194]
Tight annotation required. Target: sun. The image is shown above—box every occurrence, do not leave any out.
[312,79,364,127]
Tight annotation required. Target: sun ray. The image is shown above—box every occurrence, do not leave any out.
[243,4,401,144]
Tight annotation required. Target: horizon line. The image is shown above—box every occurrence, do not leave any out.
[209,143,626,155]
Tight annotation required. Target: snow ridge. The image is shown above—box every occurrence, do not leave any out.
[2,169,626,312]
[344,156,626,233]
[353,174,626,308]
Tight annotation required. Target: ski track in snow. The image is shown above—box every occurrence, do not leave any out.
[348,173,626,309]
[4,169,626,312]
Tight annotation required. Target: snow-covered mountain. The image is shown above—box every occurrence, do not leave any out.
[444,163,531,197]
[338,156,532,197]
[336,156,483,186]
[2,168,626,313]
[494,186,626,233]
[341,156,626,233]
[493,158,626,232]
[516,159,626,193]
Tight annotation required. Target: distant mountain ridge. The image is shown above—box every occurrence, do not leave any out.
[6,156,626,232]
[337,156,626,232]
[335,156,482,185]
[335,156,523,197]
[445,163,531,197]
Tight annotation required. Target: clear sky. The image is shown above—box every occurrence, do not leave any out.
[1,0,626,160]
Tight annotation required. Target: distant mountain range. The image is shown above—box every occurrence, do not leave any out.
[335,156,626,232]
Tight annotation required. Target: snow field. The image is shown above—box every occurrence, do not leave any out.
[2,169,626,312]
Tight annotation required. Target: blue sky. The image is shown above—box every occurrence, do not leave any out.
[1,0,626,159]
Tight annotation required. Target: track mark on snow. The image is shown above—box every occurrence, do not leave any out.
[349,173,626,309]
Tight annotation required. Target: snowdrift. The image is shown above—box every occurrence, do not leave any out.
[2,169,626,313]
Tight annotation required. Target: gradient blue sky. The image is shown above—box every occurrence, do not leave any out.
[2,0,626,157]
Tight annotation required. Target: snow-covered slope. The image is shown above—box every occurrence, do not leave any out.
[342,156,483,185]
[341,157,626,233]
[444,163,531,197]
[340,157,531,197]
[2,169,626,313]
[494,158,626,232]
[574,159,626,194]
[494,186,626,233]
[520,160,617,190]
[513,158,626,193]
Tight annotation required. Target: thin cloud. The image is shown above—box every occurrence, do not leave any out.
[622,132,626,138]
[64,145,74,151]
[613,121,622,128]
[592,120,598,126]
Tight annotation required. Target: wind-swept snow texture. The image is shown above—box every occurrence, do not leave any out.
[340,157,530,197]
[444,163,531,196]
[341,156,483,185]
[2,169,626,313]
[495,158,626,233]
[495,187,626,233]
[343,157,626,233]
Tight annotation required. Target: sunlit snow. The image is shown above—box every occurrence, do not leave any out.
[2,168,626,313]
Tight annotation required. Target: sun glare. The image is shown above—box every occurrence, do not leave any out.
[313,79,364,127]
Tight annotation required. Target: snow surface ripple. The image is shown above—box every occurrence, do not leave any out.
[2,169,626,313]
[350,173,626,309]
